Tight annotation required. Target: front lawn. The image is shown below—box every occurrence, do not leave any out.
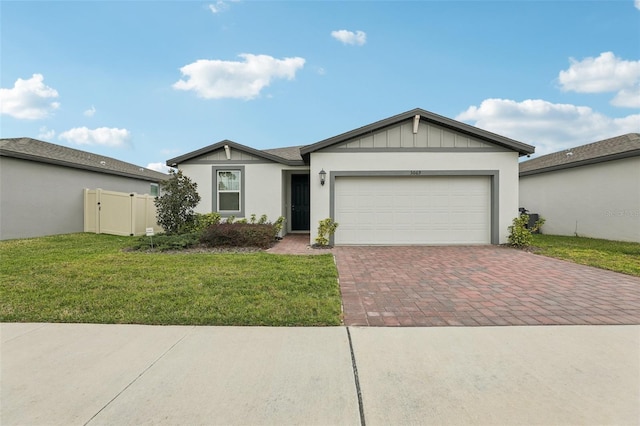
[0,233,342,326]
[531,234,640,277]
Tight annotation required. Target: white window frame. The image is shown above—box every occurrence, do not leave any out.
[213,166,245,217]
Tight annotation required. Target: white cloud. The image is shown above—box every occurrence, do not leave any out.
[331,29,367,46]
[0,74,60,119]
[58,127,131,147]
[84,106,96,117]
[611,84,640,108]
[37,126,56,140]
[173,53,305,100]
[558,52,640,107]
[146,162,171,174]
[635,0,640,10]
[208,1,229,14]
[559,52,640,93]
[456,98,640,156]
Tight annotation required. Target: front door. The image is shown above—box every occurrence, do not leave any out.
[291,174,310,231]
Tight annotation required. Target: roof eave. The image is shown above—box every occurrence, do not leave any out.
[2,150,167,182]
[519,149,640,177]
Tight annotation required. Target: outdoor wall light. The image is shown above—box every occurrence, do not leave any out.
[319,169,327,186]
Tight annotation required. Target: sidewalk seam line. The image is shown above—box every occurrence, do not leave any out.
[346,326,366,426]
[83,326,195,425]
[1,323,48,344]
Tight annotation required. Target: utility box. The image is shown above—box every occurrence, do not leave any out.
[528,213,540,234]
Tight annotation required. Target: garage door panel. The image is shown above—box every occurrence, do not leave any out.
[335,176,491,245]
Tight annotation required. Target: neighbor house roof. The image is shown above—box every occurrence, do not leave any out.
[300,108,535,157]
[0,137,168,182]
[519,133,640,177]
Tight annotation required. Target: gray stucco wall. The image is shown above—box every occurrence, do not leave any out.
[519,156,640,243]
[0,157,159,240]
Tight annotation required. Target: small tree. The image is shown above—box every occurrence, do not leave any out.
[315,218,339,246]
[508,213,545,247]
[155,169,201,234]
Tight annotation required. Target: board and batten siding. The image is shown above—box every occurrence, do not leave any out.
[327,120,503,151]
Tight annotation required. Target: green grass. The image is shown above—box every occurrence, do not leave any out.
[531,234,640,277]
[0,233,342,326]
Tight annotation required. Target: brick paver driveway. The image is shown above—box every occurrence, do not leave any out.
[334,246,640,326]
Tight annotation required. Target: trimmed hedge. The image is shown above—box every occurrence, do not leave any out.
[200,223,277,249]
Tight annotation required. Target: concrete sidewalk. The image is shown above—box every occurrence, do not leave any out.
[2,323,638,425]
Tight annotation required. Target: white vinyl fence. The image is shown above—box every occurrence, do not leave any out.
[84,189,163,236]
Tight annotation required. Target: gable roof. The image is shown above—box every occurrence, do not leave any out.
[519,133,640,176]
[166,140,305,166]
[300,108,535,156]
[167,108,535,167]
[0,137,168,182]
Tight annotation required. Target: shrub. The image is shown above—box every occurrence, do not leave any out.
[200,223,276,249]
[273,216,286,237]
[130,232,201,251]
[315,218,339,246]
[193,212,221,232]
[154,169,201,235]
[508,213,546,247]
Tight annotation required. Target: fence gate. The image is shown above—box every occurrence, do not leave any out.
[84,189,162,236]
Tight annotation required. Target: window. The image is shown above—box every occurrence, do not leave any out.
[214,167,244,216]
[150,183,159,197]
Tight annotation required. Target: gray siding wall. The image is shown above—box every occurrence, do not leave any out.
[0,157,158,240]
[519,156,640,243]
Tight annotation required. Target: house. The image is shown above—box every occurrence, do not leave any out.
[167,108,534,245]
[0,137,168,240]
[519,133,640,243]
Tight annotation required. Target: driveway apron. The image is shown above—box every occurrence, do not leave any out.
[334,246,640,326]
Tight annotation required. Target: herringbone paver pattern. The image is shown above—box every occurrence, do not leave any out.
[334,246,640,327]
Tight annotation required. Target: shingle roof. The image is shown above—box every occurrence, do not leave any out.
[262,145,305,162]
[519,133,640,176]
[0,137,168,182]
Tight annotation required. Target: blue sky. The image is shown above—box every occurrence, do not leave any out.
[2,0,639,172]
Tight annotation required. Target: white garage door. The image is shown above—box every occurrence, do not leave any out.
[334,176,491,245]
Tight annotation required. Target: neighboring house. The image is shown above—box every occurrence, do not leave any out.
[519,133,640,243]
[0,137,168,240]
[168,108,534,245]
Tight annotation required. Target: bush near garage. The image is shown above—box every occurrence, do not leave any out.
[508,213,546,247]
